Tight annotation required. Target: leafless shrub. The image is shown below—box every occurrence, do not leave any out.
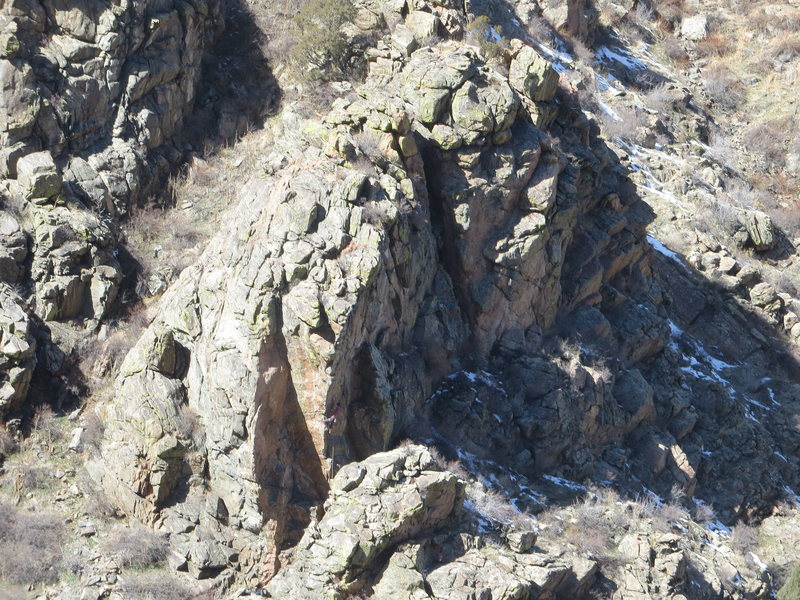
[80,479,118,521]
[693,500,716,522]
[0,426,16,457]
[33,404,62,449]
[536,507,565,538]
[705,131,737,168]
[668,484,686,504]
[426,445,471,480]
[634,493,660,518]
[600,106,646,143]
[117,572,193,600]
[468,488,522,526]
[81,411,105,453]
[696,33,733,58]
[0,503,64,586]
[528,15,555,43]
[105,526,169,569]
[652,0,691,23]
[695,200,738,237]
[176,405,204,448]
[355,130,382,159]
[570,37,595,65]
[467,486,533,529]
[360,201,391,226]
[768,204,800,239]
[661,34,688,63]
[743,120,792,169]
[644,83,673,112]
[652,501,688,532]
[575,84,599,112]
[702,63,744,110]
[598,0,624,26]
[632,3,655,28]
[770,33,800,61]
[12,458,54,492]
[731,523,758,555]
[563,499,615,557]
[565,525,613,556]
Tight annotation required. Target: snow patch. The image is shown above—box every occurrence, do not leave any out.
[647,235,681,262]
[596,45,648,71]
[543,474,587,492]
[784,486,800,506]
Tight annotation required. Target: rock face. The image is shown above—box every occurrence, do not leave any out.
[88,36,662,585]
[60,0,800,598]
[264,445,597,600]
[0,0,275,417]
[0,0,224,215]
[266,446,461,599]
[0,283,35,417]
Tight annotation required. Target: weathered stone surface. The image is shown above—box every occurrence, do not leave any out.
[266,446,460,598]
[0,283,36,417]
[0,211,27,282]
[680,14,708,41]
[0,0,226,214]
[16,150,60,200]
[737,209,777,251]
[28,203,120,321]
[509,45,559,103]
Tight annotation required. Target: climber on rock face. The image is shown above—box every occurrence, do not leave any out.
[324,400,342,432]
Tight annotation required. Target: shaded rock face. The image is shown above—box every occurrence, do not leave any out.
[1,0,224,215]
[0,0,277,417]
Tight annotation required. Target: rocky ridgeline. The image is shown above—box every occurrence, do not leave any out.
[0,0,799,598]
[88,22,639,581]
[83,1,800,595]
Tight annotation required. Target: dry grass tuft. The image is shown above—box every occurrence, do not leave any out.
[117,572,194,600]
[104,525,169,569]
[702,62,744,110]
[0,503,64,586]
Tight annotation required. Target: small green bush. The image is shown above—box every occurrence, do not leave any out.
[290,0,357,80]
[466,15,510,64]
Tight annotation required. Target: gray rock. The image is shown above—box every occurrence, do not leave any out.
[17,151,61,200]
[509,46,559,103]
[266,446,460,598]
[681,15,708,41]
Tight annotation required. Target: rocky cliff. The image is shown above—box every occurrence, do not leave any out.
[3,0,800,599]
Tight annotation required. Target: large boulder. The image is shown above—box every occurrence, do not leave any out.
[266,446,461,599]
[16,150,61,201]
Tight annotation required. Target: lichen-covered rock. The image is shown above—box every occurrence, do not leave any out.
[87,40,668,587]
[28,203,120,321]
[0,211,27,282]
[0,0,225,214]
[0,283,36,417]
[266,446,460,599]
[509,45,559,103]
[16,150,61,200]
[737,209,777,251]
